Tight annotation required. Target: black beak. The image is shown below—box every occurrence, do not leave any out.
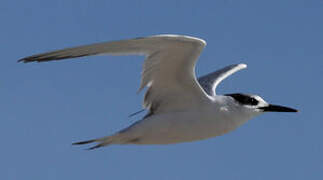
[259,104,298,112]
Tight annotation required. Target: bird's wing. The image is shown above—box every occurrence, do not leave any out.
[128,64,247,117]
[197,64,247,96]
[19,35,210,114]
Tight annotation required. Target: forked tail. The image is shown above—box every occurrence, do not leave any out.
[72,135,117,150]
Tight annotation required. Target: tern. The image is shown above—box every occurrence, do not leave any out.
[19,34,297,150]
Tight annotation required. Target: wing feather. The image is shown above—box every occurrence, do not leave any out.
[198,64,247,96]
[19,35,210,114]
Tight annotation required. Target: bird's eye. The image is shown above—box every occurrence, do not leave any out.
[249,98,258,105]
[225,93,259,106]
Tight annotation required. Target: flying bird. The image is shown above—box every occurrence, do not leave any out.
[19,35,297,150]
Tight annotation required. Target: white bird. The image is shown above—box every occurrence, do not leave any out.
[19,34,297,150]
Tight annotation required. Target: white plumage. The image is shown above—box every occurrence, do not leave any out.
[19,34,297,149]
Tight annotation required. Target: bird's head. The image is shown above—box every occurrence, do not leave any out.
[224,93,297,116]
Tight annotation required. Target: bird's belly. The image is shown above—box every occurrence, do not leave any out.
[123,110,244,144]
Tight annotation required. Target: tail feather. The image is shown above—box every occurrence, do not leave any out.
[87,143,105,150]
[72,136,115,150]
[72,139,96,145]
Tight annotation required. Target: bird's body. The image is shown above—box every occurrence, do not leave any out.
[110,96,256,145]
[19,34,297,149]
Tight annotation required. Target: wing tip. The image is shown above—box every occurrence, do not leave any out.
[17,55,45,63]
[17,57,32,63]
[225,63,247,71]
[150,34,206,46]
[238,63,247,69]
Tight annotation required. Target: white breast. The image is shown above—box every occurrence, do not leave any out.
[120,102,252,144]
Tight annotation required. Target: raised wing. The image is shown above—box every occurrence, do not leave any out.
[198,64,247,96]
[19,35,210,114]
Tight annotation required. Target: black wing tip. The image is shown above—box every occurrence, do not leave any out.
[17,56,44,63]
[18,53,94,64]
[17,56,55,63]
[17,58,32,63]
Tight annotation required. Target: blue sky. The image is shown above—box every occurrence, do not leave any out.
[1,0,323,179]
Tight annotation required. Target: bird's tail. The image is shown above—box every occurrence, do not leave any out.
[72,134,120,150]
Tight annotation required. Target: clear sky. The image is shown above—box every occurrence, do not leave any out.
[1,0,322,179]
